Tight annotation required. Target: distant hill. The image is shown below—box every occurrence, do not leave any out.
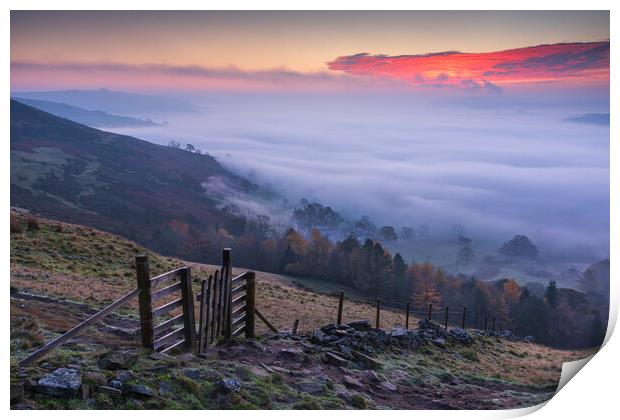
[11,88,198,116]
[10,99,251,257]
[12,98,160,128]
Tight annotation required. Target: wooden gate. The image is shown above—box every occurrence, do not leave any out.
[196,249,256,353]
[135,255,196,354]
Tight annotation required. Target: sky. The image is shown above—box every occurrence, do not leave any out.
[10,10,610,92]
[10,11,611,264]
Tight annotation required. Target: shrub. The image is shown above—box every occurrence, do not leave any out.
[25,215,39,231]
[461,350,480,362]
[10,215,24,234]
[351,394,368,409]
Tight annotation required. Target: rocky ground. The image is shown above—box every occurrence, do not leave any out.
[10,292,591,410]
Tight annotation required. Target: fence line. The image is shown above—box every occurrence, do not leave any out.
[332,290,511,334]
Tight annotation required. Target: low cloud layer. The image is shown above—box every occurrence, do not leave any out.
[115,89,610,262]
[328,42,610,88]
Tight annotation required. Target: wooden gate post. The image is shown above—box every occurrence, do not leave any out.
[136,255,154,349]
[405,302,410,329]
[337,292,344,325]
[444,306,449,330]
[180,267,196,351]
[375,299,381,329]
[462,307,467,329]
[245,272,256,338]
[428,303,433,321]
[223,248,232,340]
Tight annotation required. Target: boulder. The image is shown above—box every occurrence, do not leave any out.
[320,323,337,333]
[311,329,326,345]
[324,351,349,367]
[83,371,108,386]
[109,380,122,390]
[122,384,156,398]
[322,334,342,344]
[430,338,446,348]
[37,368,82,398]
[347,320,371,331]
[182,368,206,380]
[390,326,408,338]
[215,378,241,394]
[362,370,382,384]
[449,328,473,344]
[338,344,353,359]
[342,375,364,389]
[115,370,134,384]
[351,350,382,369]
[97,350,137,370]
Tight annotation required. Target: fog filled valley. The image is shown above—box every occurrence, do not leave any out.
[16,88,609,281]
[11,86,610,349]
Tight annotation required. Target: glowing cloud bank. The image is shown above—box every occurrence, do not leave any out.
[328,42,609,90]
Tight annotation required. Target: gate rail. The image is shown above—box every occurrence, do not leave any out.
[135,256,196,354]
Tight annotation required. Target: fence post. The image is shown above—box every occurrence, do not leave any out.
[462,307,467,329]
[135,255,154,349]
[223,248,232,340]
[405,302,410,329]
[180,267,196,352]
[337,292,344,325]
[444,306,449,330]
[198,279,207,352]
[492,317,496,333]
[245,272,256,338]
[428,303,433,321]
[292,319,299,335]
[376,299,381,329]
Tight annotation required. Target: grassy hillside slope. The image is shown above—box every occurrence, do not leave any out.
[10,211,409,333]
[10,99,251,257]
[10,212,591,409]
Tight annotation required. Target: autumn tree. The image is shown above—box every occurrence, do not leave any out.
[410,263,442,311]
[378,226,398,242]
[499,235,538,260]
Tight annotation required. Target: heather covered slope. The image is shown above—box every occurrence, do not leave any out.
[10,100,253,256]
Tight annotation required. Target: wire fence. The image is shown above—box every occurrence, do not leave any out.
[330,291,517,334]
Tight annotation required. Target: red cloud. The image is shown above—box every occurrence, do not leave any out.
[328,42,609,90]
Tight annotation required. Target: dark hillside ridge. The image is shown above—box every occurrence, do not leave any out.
[11,88,198,115]
[10,99,251,256]
[12,98,160,128]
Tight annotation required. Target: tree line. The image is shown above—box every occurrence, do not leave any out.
[181,213,607,350]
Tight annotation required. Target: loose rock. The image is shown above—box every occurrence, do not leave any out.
[215,378,241,394]
[324,351,349,367]
[37,368,82,398]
